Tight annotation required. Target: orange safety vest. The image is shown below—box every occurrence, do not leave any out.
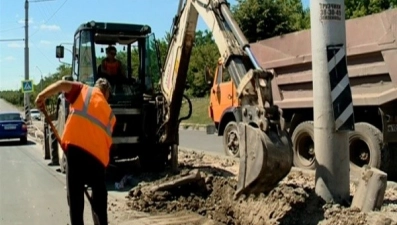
[102,60,121,76]
[61,85,116,166]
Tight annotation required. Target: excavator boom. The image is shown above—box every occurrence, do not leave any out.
[160,0,293,197]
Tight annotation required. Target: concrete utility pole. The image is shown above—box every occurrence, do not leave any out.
[24,0,31,122]
[24,0,53,121]
[310,0,355,204]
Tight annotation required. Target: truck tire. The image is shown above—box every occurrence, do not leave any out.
[20,136,28,144]
[349,122,389,173]
[291,121,316,170]
[57,106,67,174]
[223,121,240,158]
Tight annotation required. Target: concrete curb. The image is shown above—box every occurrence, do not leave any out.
[179,146,236,160]
[178,123,211,132]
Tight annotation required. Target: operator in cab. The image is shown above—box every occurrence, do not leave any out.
[35,78,116,225]
[99,45,125,78]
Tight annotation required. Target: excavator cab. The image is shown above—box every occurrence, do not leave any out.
[55,21,161,95]
[54,21,168,168]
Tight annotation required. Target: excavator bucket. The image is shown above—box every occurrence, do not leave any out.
[235,122,293,198]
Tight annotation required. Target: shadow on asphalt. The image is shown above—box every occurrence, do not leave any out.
[0,140,36,147]
[104,162,143,193]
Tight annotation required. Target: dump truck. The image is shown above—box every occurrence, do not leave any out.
[207,9,397,180]
[44,0,294,196]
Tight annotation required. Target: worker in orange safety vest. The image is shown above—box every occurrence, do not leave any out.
[35,78,116,225]
[99,45,125,77]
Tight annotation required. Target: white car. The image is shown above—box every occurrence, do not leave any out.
[30,109,41,121]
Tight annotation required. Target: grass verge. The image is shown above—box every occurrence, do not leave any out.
[180,98,212,125]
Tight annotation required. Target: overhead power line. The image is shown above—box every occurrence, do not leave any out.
[29,0,68,38]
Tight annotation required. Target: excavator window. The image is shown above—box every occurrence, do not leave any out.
[94,43,128,79]
[78,30,95,86]
[72,33,80,81]
[144,33,161,93]
[68,25,164,104]
[216,65,231,84]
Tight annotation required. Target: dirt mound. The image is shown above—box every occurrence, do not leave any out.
[125,150,397,225]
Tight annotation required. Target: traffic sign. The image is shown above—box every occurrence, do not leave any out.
[21,80,34,93]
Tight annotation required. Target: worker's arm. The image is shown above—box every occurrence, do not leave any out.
[38,80,75,99]
[35,80,83,109]
[64,82,84,104]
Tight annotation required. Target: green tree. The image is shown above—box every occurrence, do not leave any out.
[232,0,309,42]
[345,0,397,19]
[152,30,220,97]
[186,31,219,97]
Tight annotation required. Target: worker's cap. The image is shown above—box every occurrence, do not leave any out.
[95,78,112,95]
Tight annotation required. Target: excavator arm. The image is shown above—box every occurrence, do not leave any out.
[159,0,293,197]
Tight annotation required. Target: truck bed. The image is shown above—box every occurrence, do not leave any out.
[250,9,397,109]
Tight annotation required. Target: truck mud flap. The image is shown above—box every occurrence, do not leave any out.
[235,123,293,198]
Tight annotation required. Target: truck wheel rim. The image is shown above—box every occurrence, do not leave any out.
[297,134,315,166]
[349,137,370,167]
[227,129,239,155]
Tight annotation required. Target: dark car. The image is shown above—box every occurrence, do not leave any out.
[0,111,28,144]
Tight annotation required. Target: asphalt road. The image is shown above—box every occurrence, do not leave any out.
[179,129,224,155]
[0,99,95,225]
[0,98,225,224]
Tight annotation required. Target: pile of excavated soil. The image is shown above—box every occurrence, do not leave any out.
[126,150,397,225]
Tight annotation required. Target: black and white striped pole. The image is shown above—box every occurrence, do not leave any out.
[24,96,31,123]
[311,0,355,204]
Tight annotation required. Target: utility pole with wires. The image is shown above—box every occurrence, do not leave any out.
[24,0,54,122]
[24,0,30,122]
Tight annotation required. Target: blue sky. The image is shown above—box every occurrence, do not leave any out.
[0,0,309,91]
